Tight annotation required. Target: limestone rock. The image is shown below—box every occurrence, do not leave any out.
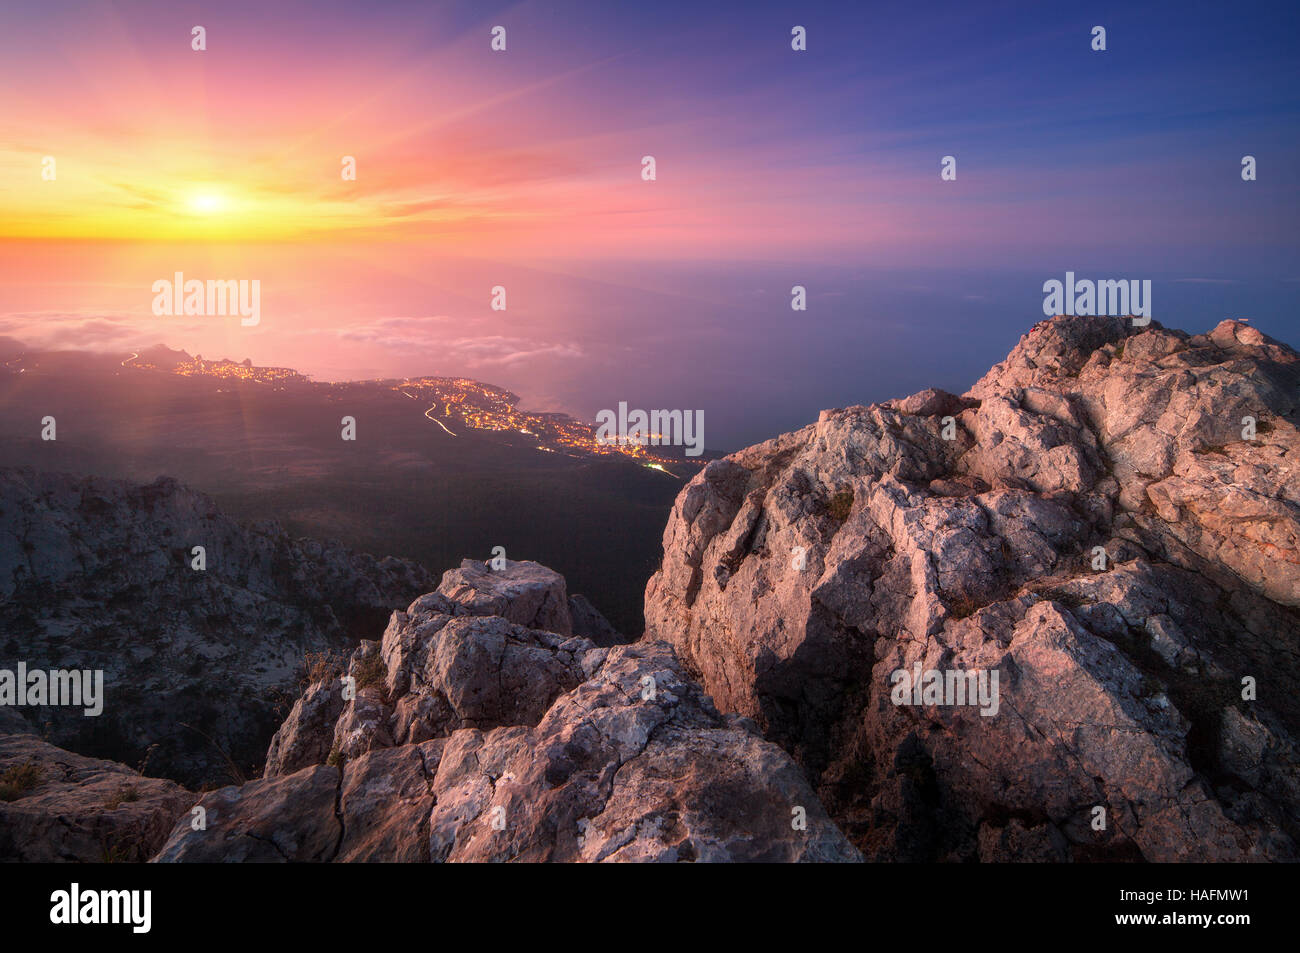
[0,732,192,862]
[645,316,1300,861]
[437,558,573,634]
[156,562,858,863]
[152,765,340,862]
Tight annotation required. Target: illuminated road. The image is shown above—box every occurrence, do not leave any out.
[121,351,138,367]
[401,389,457,436]
[423,405,457,436]
[401,389,457,435]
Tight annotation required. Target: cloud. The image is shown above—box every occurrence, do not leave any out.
[107,182,171,209]
[444,337,584,367]
[335,316,453,350]
[0,311,204,351]
[337,318,583,367]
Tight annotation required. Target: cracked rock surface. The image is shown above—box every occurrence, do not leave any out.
[644,316,1300,861]
[153,559,858,862]
[0,727,191,862]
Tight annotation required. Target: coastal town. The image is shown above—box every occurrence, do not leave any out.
[115,346,688,466]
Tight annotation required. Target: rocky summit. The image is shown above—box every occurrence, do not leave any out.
[1,316,1295,863]
[151,558,856,862]
[645,316,1299,861]
[2,558,855,862]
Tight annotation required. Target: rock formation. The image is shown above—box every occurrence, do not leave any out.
[0,468,436,785]
[4,316,1296,863]
[0,722,190,862]
[645,317,1299,861]
[151,559,857,862]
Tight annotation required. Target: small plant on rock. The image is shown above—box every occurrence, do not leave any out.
[0,760,42,801]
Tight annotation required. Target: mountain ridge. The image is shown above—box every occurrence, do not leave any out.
[3,315,1296,861]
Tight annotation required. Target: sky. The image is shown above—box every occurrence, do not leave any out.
[1,0,1297,448]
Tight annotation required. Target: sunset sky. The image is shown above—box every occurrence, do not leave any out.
[1,0,1297,447]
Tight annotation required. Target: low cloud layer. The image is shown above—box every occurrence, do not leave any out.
[337,317,583,368]
[0,311,206,351]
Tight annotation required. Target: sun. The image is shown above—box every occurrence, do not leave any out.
[187,192,227,215]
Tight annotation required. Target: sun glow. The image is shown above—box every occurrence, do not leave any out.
[187,192,228,215]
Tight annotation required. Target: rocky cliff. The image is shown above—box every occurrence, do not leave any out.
[4,315,1296,863]
[0,468,436,785]
[0,715,191,862]
[146,559,855,862]
[645,317,1299,861]
[5,559,855,862]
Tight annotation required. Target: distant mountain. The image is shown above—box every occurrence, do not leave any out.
[133,343,192,371]
[0,467,436,786]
